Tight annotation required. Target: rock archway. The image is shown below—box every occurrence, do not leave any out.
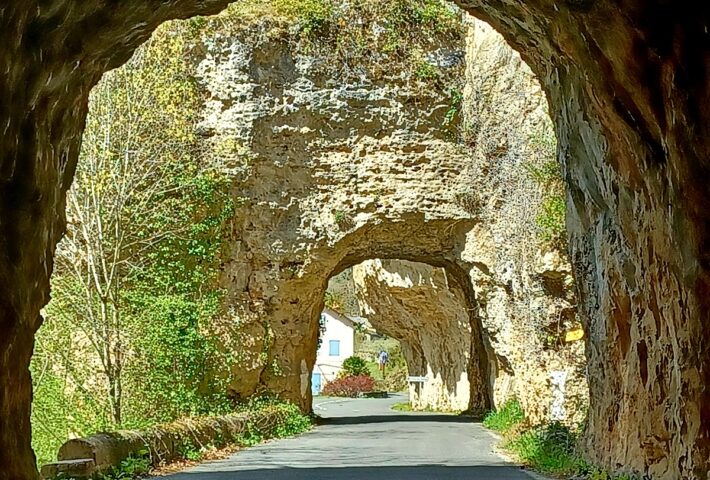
[2,2,709,479]
[224,214,494,414]
[353,259,487,413]
[200,11,584,432]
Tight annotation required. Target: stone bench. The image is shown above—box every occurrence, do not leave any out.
[40,459,96,479]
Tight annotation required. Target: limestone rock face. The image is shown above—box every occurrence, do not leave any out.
[190,11,586,430]
[192,14,481,407]
[459,20,587,425]
[353,260,475,412]
[460,4,710,477]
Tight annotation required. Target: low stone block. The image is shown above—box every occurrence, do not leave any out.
[40,458,96,479]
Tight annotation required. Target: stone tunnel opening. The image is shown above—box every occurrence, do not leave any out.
[314,259,493,415]
[23,3,590,475]
[3,1,709,479]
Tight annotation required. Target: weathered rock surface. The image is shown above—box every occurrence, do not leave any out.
[353,260,476,412]
[460,19,587,425]
[191,10,586,430]
[193,11,483,408]
[461,4,710,477]
[1,1,709,479]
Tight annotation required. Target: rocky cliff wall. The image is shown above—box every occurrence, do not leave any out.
[353,260,475,412]
[194,10,491,409]
[189,9,587,424]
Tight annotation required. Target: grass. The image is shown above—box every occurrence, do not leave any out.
[482,399,585,478]
[391,402,413,412]
[504,422,582,477]
[482,400,642,479]
[482,398,524,432]
[390,401,461,414]
[202,0,466,91]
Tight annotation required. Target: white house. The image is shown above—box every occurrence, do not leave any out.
[311,308,356,395]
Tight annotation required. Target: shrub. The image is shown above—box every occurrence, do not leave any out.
[483,398,525,433]
[505,422,583,477]
[524,124,567,247]
[484,399,590,478]
[322,375,375,397]
[536,195,566,244]
[235,397,313,441]
[342,356,370,377]
[375,363,408,393]
[97,451,151,480]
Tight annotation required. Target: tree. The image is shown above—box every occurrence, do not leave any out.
[33,22,234,462]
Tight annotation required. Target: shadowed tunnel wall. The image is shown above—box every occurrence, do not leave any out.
[0,2,708,479]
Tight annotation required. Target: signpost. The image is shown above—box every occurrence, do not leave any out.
[407,376,428,383]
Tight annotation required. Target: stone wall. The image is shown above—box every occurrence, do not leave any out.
[40,404,303,478]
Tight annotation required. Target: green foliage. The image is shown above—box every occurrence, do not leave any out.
[98,451,151,480]
[178,440,205,462]
[217,0,464,87]
[32,22,236,466]
[484,399,589,477]
[235,397,313,442]
[586,469,638,480]
[390,402,413,412]
[355,336,408,392]
[483,398,525,433]
[443,89,463,128]
[414,57,439,81]
[376,364,408,393]
[290,0,334,34]
[341,356,371,377]
[525,124,566,246]
[229,0,333,34]
[323,291,336,309]
[333,210,346,223]
[332,209,354,229]
[505,422,583,477]
[537,195,566,243]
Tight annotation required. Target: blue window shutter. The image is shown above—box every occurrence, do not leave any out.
[329,340,340,356]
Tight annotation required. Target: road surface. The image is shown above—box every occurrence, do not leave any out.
[163,394,536,479]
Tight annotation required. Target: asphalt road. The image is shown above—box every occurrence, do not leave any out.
[163,394,536,479]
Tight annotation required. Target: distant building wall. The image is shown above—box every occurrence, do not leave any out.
[313,309,355,393]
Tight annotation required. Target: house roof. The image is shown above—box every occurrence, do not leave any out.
[322,307,357,329]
